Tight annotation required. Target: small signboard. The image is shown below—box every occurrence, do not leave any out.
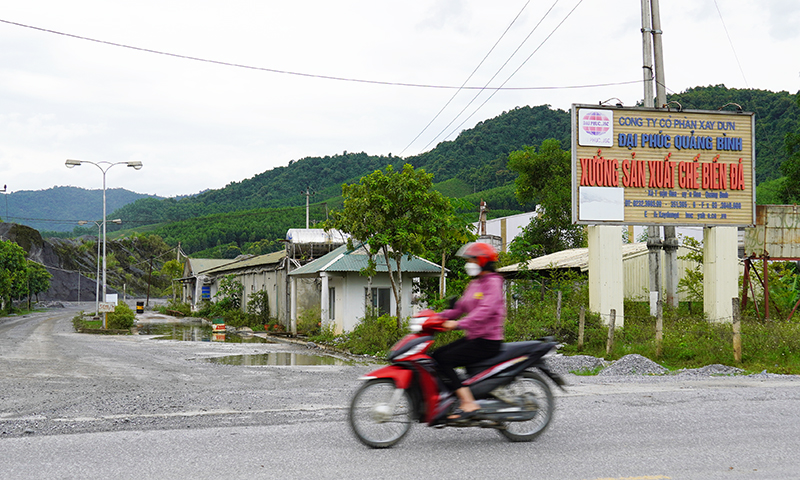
[98,302,116,313]
[571,105,755,226]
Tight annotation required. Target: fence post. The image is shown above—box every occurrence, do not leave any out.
[732,297,742,363]
[556,291,562,328]
[606,309,616,356]
[656,299,663,358]
[578,306,585,351]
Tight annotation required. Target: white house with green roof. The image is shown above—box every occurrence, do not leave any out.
[289,243,442,334]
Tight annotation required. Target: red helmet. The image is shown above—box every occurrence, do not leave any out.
[456,242,499,268]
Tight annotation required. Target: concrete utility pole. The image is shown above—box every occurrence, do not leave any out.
[642,0,679,313]
[651,0,680,309]
[303,187,312,229]
[642,0,662,315]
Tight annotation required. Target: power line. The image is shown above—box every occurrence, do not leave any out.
[712,0,748,88]
[1,17,637,92]
[399,0,532,156]
[419,0,562,154]
[440,0,586,146]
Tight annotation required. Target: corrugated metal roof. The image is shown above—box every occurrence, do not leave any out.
[499,243,651,273]
[285,228,349,244]
[201,250,287,275]
[187,258,235,275]
[290,244,441,277]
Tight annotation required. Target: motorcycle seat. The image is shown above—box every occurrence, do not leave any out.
[467,341,552,373]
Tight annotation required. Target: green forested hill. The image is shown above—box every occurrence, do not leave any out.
[124,88,798,256]
[111,104,572,229]
[29,87,796,256]
[112,89,795,231]
[408,105,571,190]
[110,152,394,224]
[5,186,160,233]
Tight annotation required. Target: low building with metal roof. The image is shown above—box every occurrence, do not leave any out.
[499,242,706,302]
[289,243,442,333]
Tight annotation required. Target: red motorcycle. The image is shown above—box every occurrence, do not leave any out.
[348,309,565,448]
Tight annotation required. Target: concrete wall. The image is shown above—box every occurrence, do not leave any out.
[324,272,416,333]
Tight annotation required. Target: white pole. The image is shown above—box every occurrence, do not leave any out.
[640,0,654,108]
[95,222,101,316]
[102,170,108,329]
[66,159,142,327]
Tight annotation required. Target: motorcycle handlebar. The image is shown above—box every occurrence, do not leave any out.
[409,310,448,333]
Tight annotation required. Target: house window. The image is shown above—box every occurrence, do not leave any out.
[365,287,391,316]
[328,287,335,321]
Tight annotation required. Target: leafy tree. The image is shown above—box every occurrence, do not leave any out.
[424,197,477,299]
[328,164,456,325]
[677,235,704,312]
[247,289,271,324]
[20,261,52,307]
[780,92,800,203]
[160,259,184,300]
[214,274,244,311]
[0,240,27,312]
[506,139,586,261]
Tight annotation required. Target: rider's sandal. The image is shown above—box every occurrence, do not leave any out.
[448,408,482,422]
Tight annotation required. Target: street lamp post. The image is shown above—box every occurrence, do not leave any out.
[78,219,122,316]
[67,159,142,328]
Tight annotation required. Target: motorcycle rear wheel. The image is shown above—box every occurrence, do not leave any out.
[348,379,414,448]
[497,370,554,442]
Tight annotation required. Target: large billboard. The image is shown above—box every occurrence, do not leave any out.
[571,105,755,226]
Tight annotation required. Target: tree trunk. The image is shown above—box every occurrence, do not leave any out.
[439,252,446,299]
[382,247,403,328]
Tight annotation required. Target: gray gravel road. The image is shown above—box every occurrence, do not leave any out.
[0,303,372,437]
[2,303,800,480]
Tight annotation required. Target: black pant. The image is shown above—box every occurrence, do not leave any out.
[432,337,502,391]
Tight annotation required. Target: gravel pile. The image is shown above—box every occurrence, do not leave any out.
[675,363,745,377]
[547,353,751,377]
[546,355,607,375]
[597,354,669,376]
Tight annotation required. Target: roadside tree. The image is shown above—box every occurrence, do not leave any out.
[0,240,27,312]
[506,139,586,261]
[328,164,461,325]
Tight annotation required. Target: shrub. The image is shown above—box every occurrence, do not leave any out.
[106,302,135,330]
[341,314,408,357]
[166,299,192,316]
[247,289,271,324]
[297,306,321,335]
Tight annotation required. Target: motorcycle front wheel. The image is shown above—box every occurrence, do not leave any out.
[348,379,414,448]
[498,370,554,442]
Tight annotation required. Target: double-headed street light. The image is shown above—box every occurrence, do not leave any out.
[67,159,142,328]
[78,219,122,317]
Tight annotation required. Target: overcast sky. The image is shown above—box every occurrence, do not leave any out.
[1,0,797,199]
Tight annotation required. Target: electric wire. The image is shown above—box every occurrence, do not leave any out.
[0,17,639,92]
[440,0,586,147]
[418,0,561,154]
[398,0,532,156]
[712,0,748,87]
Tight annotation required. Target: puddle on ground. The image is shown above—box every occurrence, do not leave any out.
[205,352,352,366]
[136,323,275,344]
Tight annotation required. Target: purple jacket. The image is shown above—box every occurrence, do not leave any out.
[440,271,506,341]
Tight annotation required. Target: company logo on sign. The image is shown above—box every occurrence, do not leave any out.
[578,109,613,146]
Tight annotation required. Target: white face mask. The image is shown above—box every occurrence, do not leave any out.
[465,263,483,277]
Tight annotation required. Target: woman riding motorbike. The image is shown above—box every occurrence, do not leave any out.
[432,242,506,421]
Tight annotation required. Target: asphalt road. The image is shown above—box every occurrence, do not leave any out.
[1,304,799,480]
